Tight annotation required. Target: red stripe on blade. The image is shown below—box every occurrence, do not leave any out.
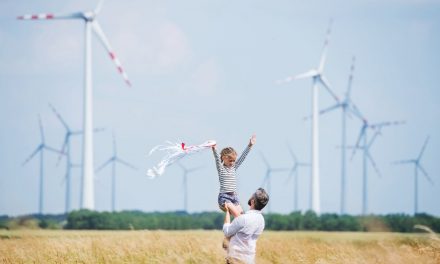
[31,15,38,19]
[117,67,123,73]
[46,14,54,19]
[109,52,116,60]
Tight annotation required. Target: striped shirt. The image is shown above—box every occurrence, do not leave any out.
[213,145,252,193]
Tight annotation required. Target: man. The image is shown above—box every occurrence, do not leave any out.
[223,188,269,264]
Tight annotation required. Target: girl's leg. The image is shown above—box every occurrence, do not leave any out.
[226,202,243,218]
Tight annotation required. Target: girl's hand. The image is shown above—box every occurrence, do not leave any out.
[250,134,256,146]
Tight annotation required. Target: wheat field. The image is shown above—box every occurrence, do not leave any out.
[0,230,439,263]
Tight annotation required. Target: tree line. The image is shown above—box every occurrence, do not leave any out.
[1,210,439,232]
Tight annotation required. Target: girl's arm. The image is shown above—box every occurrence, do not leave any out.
[235,134,256,169]
[212,146,222,171]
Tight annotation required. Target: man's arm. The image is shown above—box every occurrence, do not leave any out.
[235,134,256,169]
[223,205,244,238]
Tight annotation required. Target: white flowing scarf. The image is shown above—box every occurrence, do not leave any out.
[146,140,216,178]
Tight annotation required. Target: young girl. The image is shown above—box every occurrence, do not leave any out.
[212,134,256,217]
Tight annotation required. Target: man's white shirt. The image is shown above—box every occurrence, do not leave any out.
[223,210,265,264]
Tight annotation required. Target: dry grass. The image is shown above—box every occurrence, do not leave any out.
[0,230,439,263]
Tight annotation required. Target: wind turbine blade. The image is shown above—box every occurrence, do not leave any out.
[286,144,297,162]
[48,103,69,131]
[95,158,113,173]
[417,136,430,161]
[319,75,340,102]
[22,146,42,166]
[94,0,105,15]
[418,164,434,184]
[276,69,318,84]
[369,120,405,130]
[55,136,69,166]
[346,56,356,99]
[276,76,295,85]
[350,125,366,160]
[38,115,45,143]
[303,103,340,121]
[320,103,341,115]
[17,12,83,20]
[112,131,117,155]
[347,103,365,121]
[366,152,382,177]
[44,146,65,155]
[288,166,297,177]
[367,131,381,149]
[260,152,270,168]
[318,19,333,72]
[116,158,138,170]
[273,168,290,172]
[92,21,131,86]
[60,170,68,186]
[391,159,414,165]
[293,69,319,80]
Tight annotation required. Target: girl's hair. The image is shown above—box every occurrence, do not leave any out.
[220,147,237,160]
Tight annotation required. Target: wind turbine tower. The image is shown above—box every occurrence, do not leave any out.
[260,152,289,213]
[392,136,433,215]
[351,120,405,215]
[176,162,202,212]
[22,116,62,215]
[95,133,137,212]
[18,0,132,210]
[312,57,364,214]
[285,145,310,212]
[49,104,83,213]
[277,20,340,214]
[49,104,105,213]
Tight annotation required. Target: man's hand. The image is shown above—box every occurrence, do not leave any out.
[249,134,256,146]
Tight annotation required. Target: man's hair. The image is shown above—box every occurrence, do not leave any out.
[253,188,269,210]
[220,147,237,160]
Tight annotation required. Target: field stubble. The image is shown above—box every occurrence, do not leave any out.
[0,230,439,263]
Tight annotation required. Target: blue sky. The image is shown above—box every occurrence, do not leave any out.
[0,0,439,216]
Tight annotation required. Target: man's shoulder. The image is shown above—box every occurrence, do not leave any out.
[243,210,265,221]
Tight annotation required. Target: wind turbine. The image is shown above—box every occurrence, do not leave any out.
[351,120,405,215]
[176,162,202,212]
[18,0,132,210]
[285,145,310,212]
[95,133,137,212]
[49,103,104,213]
[392,136,433,215]
[22,116,62,215]
[307,57,364,214]
[277,20,340,214]
[260,152,289,213]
